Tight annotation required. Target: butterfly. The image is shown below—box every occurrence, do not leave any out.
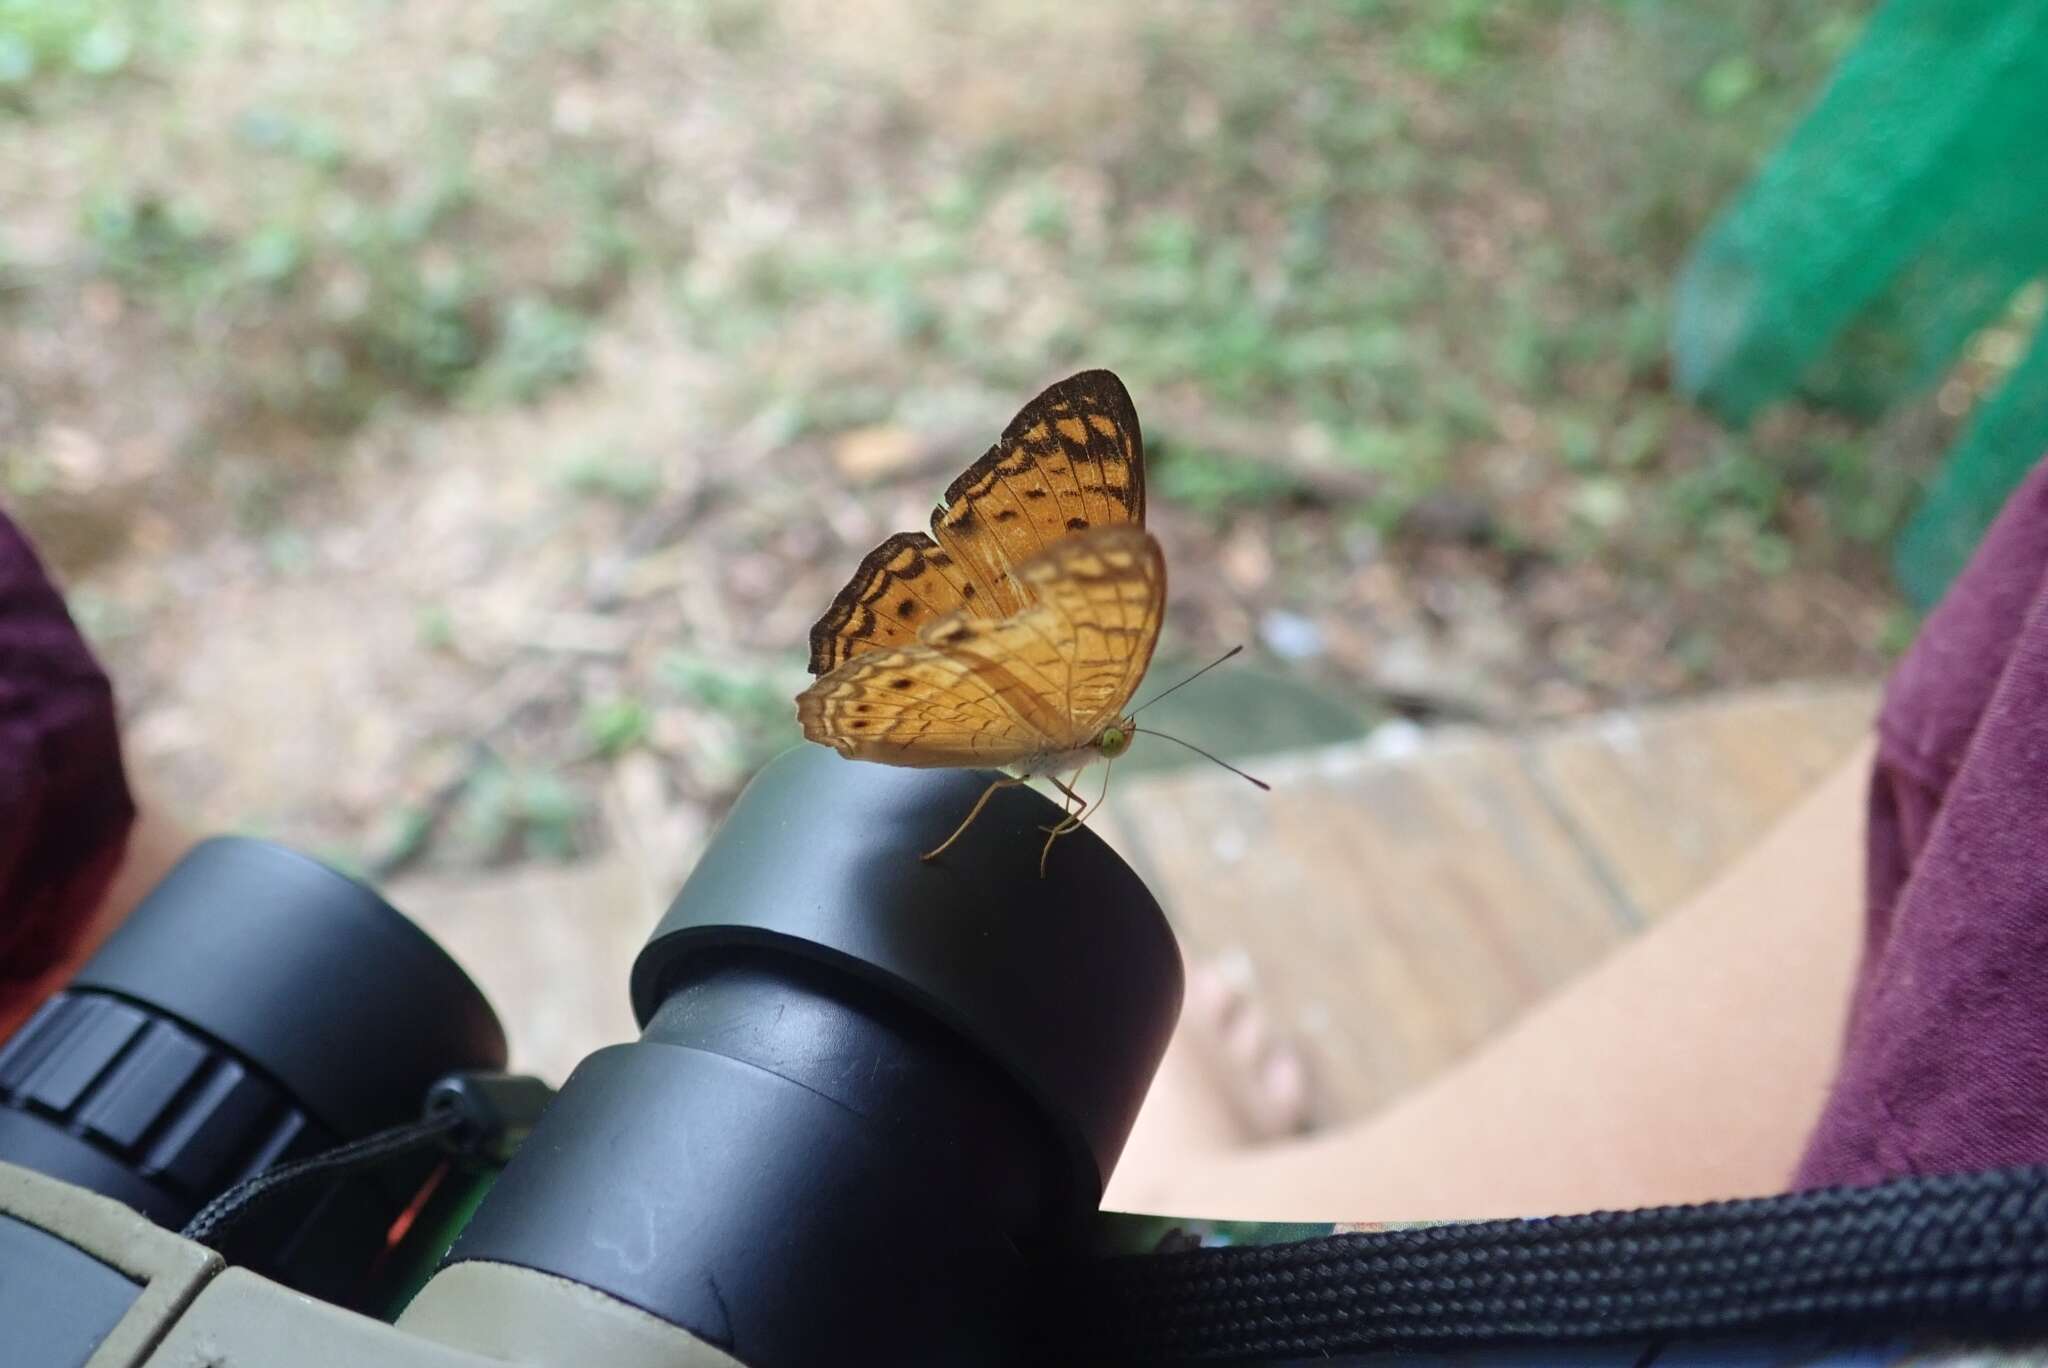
[795,369,1168,872]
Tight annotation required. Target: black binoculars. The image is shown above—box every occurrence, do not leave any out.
[1,745,1181,1365]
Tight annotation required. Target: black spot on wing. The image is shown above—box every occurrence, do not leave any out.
[807,530,943,674]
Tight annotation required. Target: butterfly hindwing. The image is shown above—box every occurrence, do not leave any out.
[795,636,1052,768]
[806,370,1145,675]
[991,524,1164,739]
[796,527,1166,765]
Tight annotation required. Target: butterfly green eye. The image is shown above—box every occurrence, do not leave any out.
[1098,726,1129,757]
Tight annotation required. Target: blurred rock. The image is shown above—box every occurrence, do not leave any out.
[1258,609,1326,662]
[1365,634,1515,722]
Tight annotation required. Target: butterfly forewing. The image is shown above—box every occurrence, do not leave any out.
[930,369,1145,614]
[804,531,976,674]
[807,369,1145,675]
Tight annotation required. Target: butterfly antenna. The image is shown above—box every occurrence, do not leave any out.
[1129,728,1271,791]
[1130,645,1247,717]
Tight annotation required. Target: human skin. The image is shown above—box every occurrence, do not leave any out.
[1108,739,1873,1222]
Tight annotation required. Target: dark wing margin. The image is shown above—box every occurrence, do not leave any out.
[809,369,1145,675]
[941,368,1145,530]
[926,369,1146,612]
[807,530,969,674]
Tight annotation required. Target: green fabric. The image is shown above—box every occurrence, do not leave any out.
[1894,320,2048,608]
[1670,0,2048,606]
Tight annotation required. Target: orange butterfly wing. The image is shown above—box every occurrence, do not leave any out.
[796,527,1166,766]
[806,370,1145,674]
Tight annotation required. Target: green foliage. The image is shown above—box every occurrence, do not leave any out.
[365,803,434,873]
[454,761,586,862]
[658,651,797,778]
[45,8,650,440]
[556,446,660,504]
[415,602,457,652]
[1877,606,1920,657]
[472,297,593,404]
[0,0,148,97]
[581,696,650,758]
[677,0,772,51]
[233,107,344,169]
[82,194,219,298]
[261,528,314,575]
[1389,0,1508,80]
[1341,425,1457,535]
[1807,436,1923,547]
[62,587,132,645]
[79,161,614,426]
[1638,420,1915,580]
[1152,441,1298,516]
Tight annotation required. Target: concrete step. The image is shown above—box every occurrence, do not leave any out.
[1093,681,1876,1124]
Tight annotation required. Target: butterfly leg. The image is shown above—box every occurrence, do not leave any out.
[1038,765,1115,877]
[1041,768,1094,834]
[1037,777,1087,846]
[1046,772,1088,820]
[921,775,1026,863]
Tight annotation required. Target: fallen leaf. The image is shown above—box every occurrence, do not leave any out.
[831,425,924,482]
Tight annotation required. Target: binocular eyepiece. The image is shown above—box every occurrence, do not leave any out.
[0,836,507,1304]
[0,745,1183,1366]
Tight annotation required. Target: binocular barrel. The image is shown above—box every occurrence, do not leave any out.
[415,745,1182,1365]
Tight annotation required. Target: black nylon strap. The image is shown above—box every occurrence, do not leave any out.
[1081,1166,2048,1362]
[181,1111,463,1247]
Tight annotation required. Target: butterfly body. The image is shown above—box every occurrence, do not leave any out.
[796,371,1162,864]
[1003,718,1135,784]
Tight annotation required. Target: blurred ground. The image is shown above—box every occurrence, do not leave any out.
[2,0,1919,884]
